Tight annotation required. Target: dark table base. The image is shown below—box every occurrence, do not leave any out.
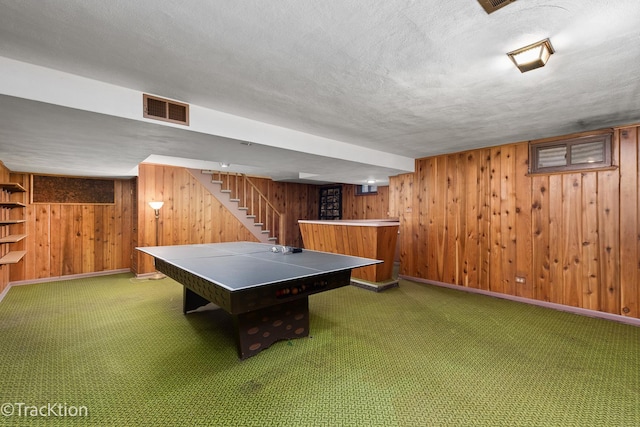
[157,258,349,359]
[183,287,310,359]
[234,296,309,359]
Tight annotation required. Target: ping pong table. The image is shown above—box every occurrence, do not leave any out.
[137,242,380,359]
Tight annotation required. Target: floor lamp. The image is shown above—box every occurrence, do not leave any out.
[148,201,165,280]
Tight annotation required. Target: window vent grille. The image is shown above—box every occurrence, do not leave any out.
[529,133,612,174]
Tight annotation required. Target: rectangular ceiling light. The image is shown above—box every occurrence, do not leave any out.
[507,39,555,73]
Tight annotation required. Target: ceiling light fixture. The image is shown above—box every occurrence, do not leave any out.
[507,38,554,73]
[220,162,230,168]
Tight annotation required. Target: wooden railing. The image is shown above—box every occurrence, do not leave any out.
[209,170,285,244]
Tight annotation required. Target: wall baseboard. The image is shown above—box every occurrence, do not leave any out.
[400,275,640,328]
[2,270,637,328]
[0,269,132,303]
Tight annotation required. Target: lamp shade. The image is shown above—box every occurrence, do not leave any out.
[148,201,164,210]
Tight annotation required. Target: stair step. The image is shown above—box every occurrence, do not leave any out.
[221,189,231,193]
[261,230,270,234]
[246,215,256,219]
[211,180,223,184]
[253,223,264,227]
[268,237,278,242]
[238,207,248,211]
[230,198,240,202]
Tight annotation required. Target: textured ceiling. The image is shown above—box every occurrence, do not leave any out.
[1,0,640,184]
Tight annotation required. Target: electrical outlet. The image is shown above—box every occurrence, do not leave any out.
[515,276,526,284]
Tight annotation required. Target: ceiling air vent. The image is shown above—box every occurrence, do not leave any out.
[477,0,516,14]
[143,94,189,126]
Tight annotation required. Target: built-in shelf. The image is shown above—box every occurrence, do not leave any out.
[0,234,27,243]
[0,201,26,208]
[0,250,26,265]
[0,183,26,192]
[0,182,27,265]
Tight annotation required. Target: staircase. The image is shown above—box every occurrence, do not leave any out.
[187,169,285,244]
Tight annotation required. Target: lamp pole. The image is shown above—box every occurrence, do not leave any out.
[154,207,160,246]
[148,201,165,279]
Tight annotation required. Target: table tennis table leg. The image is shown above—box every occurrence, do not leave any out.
[183,287,211,313]
[233,297,310,359]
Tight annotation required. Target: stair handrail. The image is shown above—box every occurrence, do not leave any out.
[206,169,285,244]
[242,175,285,244]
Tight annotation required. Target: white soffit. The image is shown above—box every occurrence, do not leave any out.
[0,56,414,174]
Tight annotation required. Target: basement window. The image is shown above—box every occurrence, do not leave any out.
[356,185,378,195]
[529,133,612,174]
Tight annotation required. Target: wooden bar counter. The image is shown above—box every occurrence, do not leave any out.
[298,219,399,290]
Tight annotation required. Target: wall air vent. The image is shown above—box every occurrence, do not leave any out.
[143,94,189,126]
[477,0,516,14]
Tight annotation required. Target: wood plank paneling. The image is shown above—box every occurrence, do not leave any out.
[489,147,502,294]
[342,185,390,220]
[433,156,447,282]
[81,205,95,274]
[581,172,599,311]
[60,204,74,275]
[532,175,550,301]
[389,173,414,277]
[3,174,135,282]
[135,165,322,275]
[514,143,532,298]
[418,159,430,279]
[455,153,466,285]
[598,169,620,313]
[0,165,318,287]
[619,127,639,317]
[3,123,640,321]
[500,145,516,296]
[50,204,62,277]
[547,174,564,304]
[394,126,640,319]
[478,149,492,291]
[137,165,257,274]
[562,173,582,308]
[444,154,458,285]
[464,151,479,288]
[35,205,51,278]
[299,221,398,282]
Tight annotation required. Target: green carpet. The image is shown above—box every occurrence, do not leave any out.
[0,274,638,426]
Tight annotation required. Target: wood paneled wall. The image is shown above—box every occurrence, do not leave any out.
[342,185,391,220]
[256,177,319,245]
[135,164,320,274]
[390,126,640,319]
[7,173,134,283]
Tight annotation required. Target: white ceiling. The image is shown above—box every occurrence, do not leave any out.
[1,0,640,184]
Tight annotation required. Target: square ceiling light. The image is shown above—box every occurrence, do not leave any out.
[507,38,554,73]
